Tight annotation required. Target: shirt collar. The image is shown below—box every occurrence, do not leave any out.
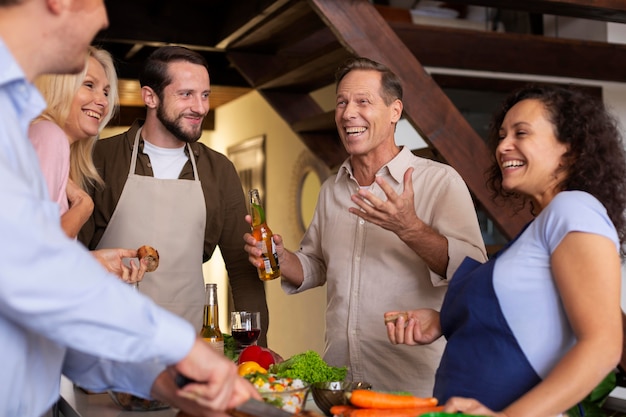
[0,37,47,130]
[336,145,412,185]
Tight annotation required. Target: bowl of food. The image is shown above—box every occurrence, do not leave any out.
[108,391,170,411]
[248,373,310,414]
[311,381,372,416]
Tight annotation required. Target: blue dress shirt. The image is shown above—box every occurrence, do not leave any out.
[0,39,196,416]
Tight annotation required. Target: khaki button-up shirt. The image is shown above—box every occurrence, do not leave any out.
[283,146,487,396]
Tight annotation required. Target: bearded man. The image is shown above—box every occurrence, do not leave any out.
[79,46,269,346]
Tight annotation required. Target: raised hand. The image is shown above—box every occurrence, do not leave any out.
[384,309,442,346]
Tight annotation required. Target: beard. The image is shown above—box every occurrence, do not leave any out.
[156,105,204,144]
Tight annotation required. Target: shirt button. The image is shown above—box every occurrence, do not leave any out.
[359,219,365,225]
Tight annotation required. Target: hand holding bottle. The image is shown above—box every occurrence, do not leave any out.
[246,189,280,281]
[243,214,285,273]
[243,201,306,288]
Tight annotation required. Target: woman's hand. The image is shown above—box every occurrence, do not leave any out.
[385,309,442,345]
[92,248,147,284]
[443,397,506,416]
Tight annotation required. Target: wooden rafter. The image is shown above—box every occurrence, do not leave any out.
[308,0,532,239]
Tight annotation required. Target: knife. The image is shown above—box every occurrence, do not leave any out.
[175,374,294,417]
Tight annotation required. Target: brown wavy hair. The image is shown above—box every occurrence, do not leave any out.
[486,84,626,249]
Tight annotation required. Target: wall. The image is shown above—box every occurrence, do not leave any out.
[201,91,326,359]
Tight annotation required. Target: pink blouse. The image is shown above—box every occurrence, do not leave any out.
[29,120,70,215]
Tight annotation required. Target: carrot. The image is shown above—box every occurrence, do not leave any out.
[329,404,357,416]
[348,390,438,409]
[349,406,444,417]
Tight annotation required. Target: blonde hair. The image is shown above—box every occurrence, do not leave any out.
[33,46,119,190]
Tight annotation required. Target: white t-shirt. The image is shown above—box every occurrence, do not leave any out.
[143,140,188,179]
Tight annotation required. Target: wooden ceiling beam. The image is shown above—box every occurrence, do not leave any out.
[229,48,352,91]
[309,0,532,239]
[442,0,626,24]
[391,21,626,83]
[230,11,626,95]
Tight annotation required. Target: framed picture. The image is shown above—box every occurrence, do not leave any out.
[227,135,266,204]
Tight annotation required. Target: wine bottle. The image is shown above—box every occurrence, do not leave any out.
[200,283,224,354]
[249,189,280,281]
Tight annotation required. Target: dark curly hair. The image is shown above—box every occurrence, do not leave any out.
[486,84,626,250]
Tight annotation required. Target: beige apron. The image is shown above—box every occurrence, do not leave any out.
[96,127,206,330]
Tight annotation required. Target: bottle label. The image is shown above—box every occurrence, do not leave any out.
[256,241,268,255]
[271,239,279,267]
[258,239,279,273]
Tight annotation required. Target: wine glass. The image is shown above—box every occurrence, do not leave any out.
[230,311,261,352]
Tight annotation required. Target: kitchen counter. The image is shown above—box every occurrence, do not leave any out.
[58,376,323,417]
[57,375,626,417]
[58,376,177,417]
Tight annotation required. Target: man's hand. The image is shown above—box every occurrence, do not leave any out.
[349,167,449,276]
[168,338,260,412]
[91,248,147,284]
[385,308,442,346]
[242,214,286,271]
[349,167,424,238]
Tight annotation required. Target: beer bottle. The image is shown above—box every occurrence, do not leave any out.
[200,283,224,354]
[249,189,280,281]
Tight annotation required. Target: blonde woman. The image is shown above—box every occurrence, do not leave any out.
[30,47,145,283]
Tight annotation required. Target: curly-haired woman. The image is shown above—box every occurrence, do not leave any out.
[386,84,626,416]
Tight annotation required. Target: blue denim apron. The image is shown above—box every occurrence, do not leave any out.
[433,231,541,411]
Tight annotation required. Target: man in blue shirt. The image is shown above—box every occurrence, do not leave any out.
[0,1,257,415]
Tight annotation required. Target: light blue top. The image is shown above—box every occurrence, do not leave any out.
[494,190,619,379]
[0,38,196,416]
[435,190,620,410]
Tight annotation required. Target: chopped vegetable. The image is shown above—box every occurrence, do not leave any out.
[238,361,267,376]
[348,390,438,409]
[244,372,309,414]
[269,350,347,384]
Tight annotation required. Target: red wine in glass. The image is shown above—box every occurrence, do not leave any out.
[230,311,261,349]
[232,328,260,346]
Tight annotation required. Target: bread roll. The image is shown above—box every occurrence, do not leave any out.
[137,245,159,272]
[384,312,408,324]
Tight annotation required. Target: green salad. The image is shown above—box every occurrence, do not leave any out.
[268,350,347,384]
